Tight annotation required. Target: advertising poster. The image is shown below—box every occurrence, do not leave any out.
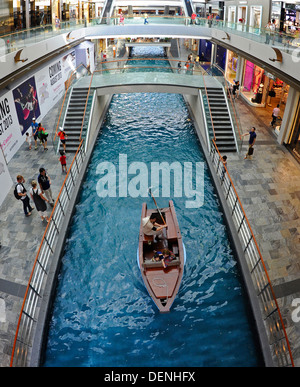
[0,92,23,163]
[0,48,76,164]
[35,49,76,116]
[12,76,41,135]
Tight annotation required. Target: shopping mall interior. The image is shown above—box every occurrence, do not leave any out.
[0,0,300,369]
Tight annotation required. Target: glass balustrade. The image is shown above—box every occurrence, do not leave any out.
[1,16,298,58]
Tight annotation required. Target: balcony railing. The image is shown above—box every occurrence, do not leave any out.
[2,16,298,57]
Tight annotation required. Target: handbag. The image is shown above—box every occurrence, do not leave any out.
[248,147,254,156]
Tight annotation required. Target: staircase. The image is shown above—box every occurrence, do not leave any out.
[61,88,90,154]
[205,88,237,153]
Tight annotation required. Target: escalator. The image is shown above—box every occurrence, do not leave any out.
[184,0,193,17]
[100,0,113,24]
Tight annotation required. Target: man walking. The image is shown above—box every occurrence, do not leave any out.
[38,168,55,205]
[16,175,34,216]
[271,104,280,127]
[243,127,257,160]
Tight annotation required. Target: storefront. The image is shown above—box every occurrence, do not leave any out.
[225,50,238,84]
[198,39,212,62]
[286,97,300,163]
[227,5,236,27]
[271,2,300,31]
[241,59,290,133]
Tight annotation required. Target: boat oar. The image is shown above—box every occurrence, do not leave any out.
[148,187,166,225]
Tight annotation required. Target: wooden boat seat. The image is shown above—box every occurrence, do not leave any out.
[143,259,180,269]
[164,210,177,240]
[143,234,153,243]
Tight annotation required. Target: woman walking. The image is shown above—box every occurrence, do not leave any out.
[30,180,50,222]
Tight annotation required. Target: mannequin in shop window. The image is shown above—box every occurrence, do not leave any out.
[251,83,264,104]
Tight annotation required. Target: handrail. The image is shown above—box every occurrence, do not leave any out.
[210,138,294,367]
[10,139,85,367]
[79,72,94,142]
[201,73,216,141]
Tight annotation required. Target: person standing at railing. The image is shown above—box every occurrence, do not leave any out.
[191,12,196,25]
[265,21,271,44]
[270,19,276,45]
[119,12,125,26]
[55,16,60,29]
[144,13,149,24]
[221,155,227,181]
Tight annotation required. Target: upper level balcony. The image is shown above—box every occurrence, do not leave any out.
[0,15,299,89]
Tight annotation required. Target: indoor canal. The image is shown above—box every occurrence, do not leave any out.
[42,47,263,367]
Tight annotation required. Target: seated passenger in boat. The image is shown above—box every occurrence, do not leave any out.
[142,213,167,241]
[152,250,164,262]
[152,249,176,268]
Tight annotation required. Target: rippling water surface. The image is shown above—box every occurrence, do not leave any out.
[43,48,262,367]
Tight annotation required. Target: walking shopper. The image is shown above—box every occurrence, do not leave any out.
[26,132,32,150]
[59,150,67,173]
[243,127,257,160]
[30,180,50,222]
[15,175,34,216]
[58,127,67,152]
[271,104,280,127]
[38,168,55,205]
[31,117,39,149]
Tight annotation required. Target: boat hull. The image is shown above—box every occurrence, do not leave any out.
[138,200,185,313]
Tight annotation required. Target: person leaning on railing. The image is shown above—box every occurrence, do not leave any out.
[264,21,271,44]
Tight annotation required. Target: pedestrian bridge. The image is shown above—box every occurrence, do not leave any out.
[74,68,222,95]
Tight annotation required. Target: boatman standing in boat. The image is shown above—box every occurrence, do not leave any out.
[142,213,167,243]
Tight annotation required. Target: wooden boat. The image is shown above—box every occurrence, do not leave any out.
[137,200,186,313]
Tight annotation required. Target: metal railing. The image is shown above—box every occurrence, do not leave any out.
[210,139,294,367]
[10,140,86,367]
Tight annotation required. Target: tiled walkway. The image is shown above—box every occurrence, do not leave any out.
[226,97,300,366]
[0,100,67,367]
[0,46,300,367]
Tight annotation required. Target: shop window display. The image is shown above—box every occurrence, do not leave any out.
[242,60,264,103]
[249,6,262,34]
[226,50,238,84]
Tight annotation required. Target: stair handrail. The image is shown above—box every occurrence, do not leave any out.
[79,72,95,142]
[201,73,216,141]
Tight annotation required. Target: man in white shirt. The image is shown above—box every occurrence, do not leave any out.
[271,104,280,127]
[16,175,34,216]
[142,213,167,241]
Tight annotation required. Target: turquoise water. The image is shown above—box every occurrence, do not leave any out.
[43,48,263,367]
